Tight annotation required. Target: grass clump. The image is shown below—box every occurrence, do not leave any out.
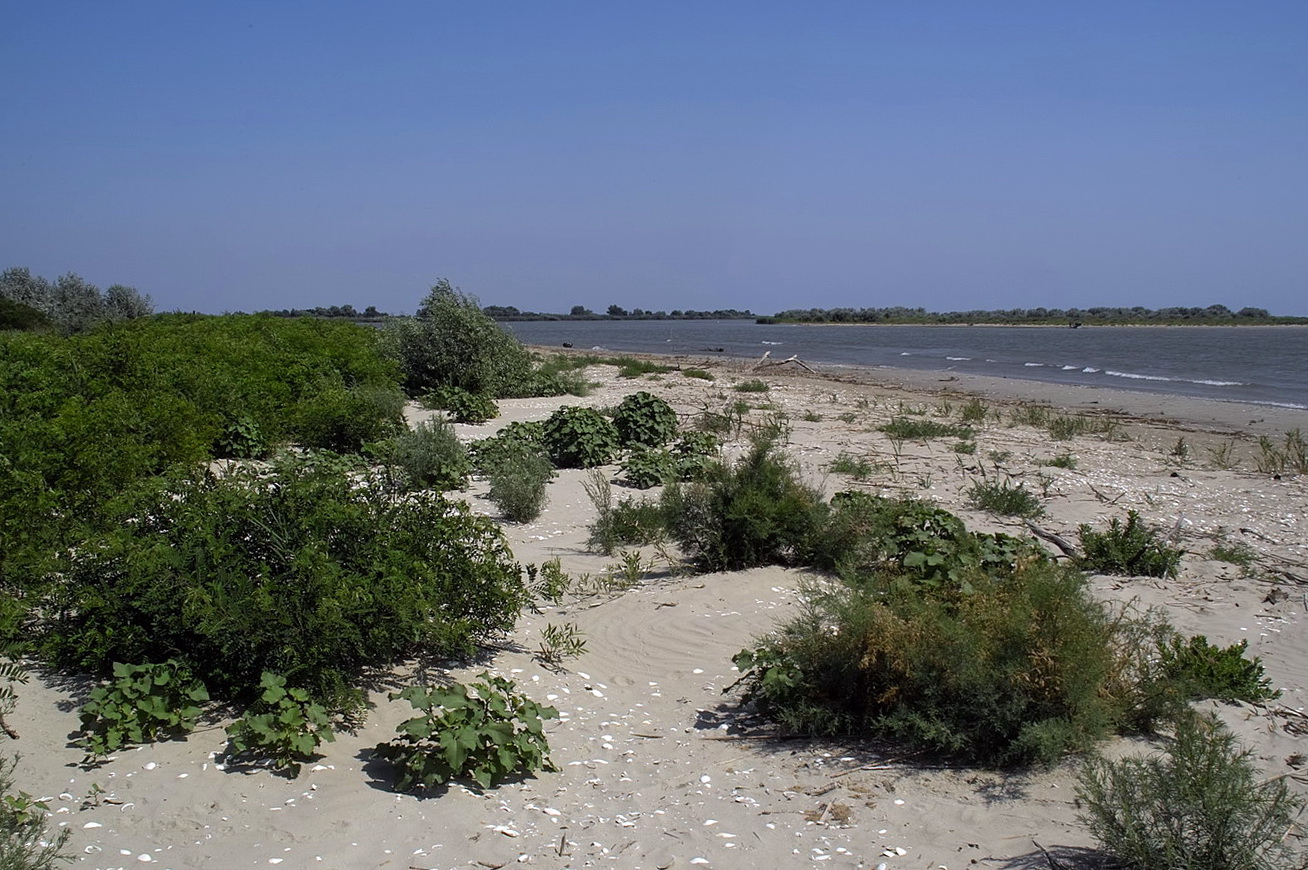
[682,368,715,381]
[1210,540,1258,567]
[1077,712,1303,870]
[966,478,1044,518]
[879,417,973,441]
[1039,453,1078,469]
[1078,511,1183,578]
[959,397,990,423]
[1255,429,1308,475]
[733,378,770,393]
[662,435,824,572]
[486,441,554,522]
[612,356,672,378]
[584,471,666,555]
[827,452,882,481]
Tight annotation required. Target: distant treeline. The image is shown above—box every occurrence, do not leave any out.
[484,304,756,321]
[761,304,1308,326]
[259,304,389,320]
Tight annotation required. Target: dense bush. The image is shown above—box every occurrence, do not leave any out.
[292,382,406,452]
[387,418,472,491]
[1079,511,1183,578]
[420,385,499,424]
[485,441,554,522]
[542,406,620,468]
[662,436,825,571]
[41,458,528,709]
[1,266,152,333]
[1078,713,1303,870]
[621,449,677,489]
[470,421,546,473]
[612,391,678,449]
[1160,636,1279,704]
[382,280,533,398]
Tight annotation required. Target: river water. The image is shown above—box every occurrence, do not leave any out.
[503,320,1308,411]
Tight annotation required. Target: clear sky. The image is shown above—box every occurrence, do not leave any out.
[4,2,1306,315]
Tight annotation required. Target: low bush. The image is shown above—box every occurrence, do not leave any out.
[1159,635,1278,704]
[419,385,499,424]
[292,382,406,452]
[966,478,1044,518]
[1079,511,1183,578]
[0,751,69,869]
[376,673,558,791]
[542,406,620,468]
[470,421,545,473]
[1077,713,1303,870]
[612,391,678,449]
[733,379,770,393]
[621,448,677,489]
[485,441,554,522]
[387,418,471,491]
[78,660,209,759]
[584,472,666,555]
[224,672,336,777]
[662,436,825,572]
[43,458,528,710]
[880,417,973,440]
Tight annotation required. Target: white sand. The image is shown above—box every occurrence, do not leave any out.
[10,356,1308,868]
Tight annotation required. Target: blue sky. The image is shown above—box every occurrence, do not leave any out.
[4,2,1306,315]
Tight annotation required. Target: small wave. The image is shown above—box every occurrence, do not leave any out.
[900,352,911,356]
[1061,365,1079,371]
[1024,362,1045,367]
[761,340,783,345]
[1249,400,1308,410]
[946,356,971,361]
[1082,367,1099,373]
[1105,370,1244,387]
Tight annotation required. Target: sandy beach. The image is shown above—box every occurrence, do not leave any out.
[10,354,1308,869]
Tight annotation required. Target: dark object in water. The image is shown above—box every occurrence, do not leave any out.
[562,342,573,348]
[704,347,725,353]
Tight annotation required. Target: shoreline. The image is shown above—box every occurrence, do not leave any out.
[528,344,1308,439]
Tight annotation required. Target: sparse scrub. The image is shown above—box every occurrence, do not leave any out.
[535,623,587,666]
[959,397,989,423]
[1255,429,1308,475]
[828,452,881,481]
[682,368,714,381]
[1009,404,1053,428]
[966,478,1044,518]
[1210,540,1257,567]
[1039,453,1077,469]
[1078,511,1183,578]
[613,357,671,378]
[1077,712,1303,870]
[584,471,666,555]
[1207,440,1241,470]
[953,441,977,455]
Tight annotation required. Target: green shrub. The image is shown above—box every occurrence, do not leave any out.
[1079,511,1183,578]
[584,471,666,555]
[383,280,534,398]
[662,437,825,572]
[612,391,678,449]
[215,414,270,459]
[470,421,546,473]
[1077,713,1303,870]
[388,418,471,491]
[486,441,554,522]
[671,431,720,480]
[542,406,620,468]
[621,449,677,489]
[733,558,1127,765]
[224,672,336,777]
[0,751,70,870]
[376,673,558,791]
[419,385,499,424]
[733,378,770,393]
[44,458,528,710]
[292,382,406,452]
[880,417,973,440]
[966,479,1044,518]
[682,368,714,381]
[1160,636,1278,703]
[78,660,209,758]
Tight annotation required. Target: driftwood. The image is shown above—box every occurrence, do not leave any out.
[752,350,818,374]
[1024,520,1082,560]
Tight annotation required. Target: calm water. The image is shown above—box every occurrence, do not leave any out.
[505,320,1308,410]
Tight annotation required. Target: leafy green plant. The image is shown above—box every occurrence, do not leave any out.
[0,752,70,870]
[535,623,587,666]
[542,406,620,468]
[78,660,209,758]
[531,558,572,604]
[215,414,270,459]
[612,391,679,449]
[621,448,677,489]
[485,440,554,522]
[0,650,28,741]
[733,378,770,393]
[662,436,825,572]
[879,417,973,440]
[293,382,406,452]
[419,385,499,424]
[966,478,1044,518]
[388,418,472,491]
[670,431,719,481]
[1077,713,1303,870]
[376,674,558,791]
[1159,636,1278,703]
[470,421,545,473]
[1078,511,1183,578]
[224,672,336,776]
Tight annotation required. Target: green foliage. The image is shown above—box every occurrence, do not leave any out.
[0,297,51,332]
[1254,429,1308,475]
[584,472,667,555]
[0,650,28,741]
[224,672,336,777]
[531,558,572,604]
[1077,713,1303,870]
[1039,453,1078,469]
[828,453,880,480]
[376,674,558,791]
[670,431,719,481]
[952,441,977,455]
[419,385,499,424]
[542,406,620,468]
[485,441,554,522]
[733,378,770,393]
[293,382,406,452]
[387,418,471,491]
[1210,540,1258,567]
[383,280,534,398]
[611,357,671,378]
[470,422,546,473]
[1079,511,1183,578]
[662,437,825,572]
[45,459,527,709]
[880,417,974,440]
[78,661,209,758]
[733,558,1129,765]
[621,449,677,489]
[612,391,678,449]
[215,414,269,459]
[0,752,70,870]
[535,623,587,667]
[958,397,989,423]
[682,368,714,381]
[1159,636,1278,704]
[966,478,1044,518]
